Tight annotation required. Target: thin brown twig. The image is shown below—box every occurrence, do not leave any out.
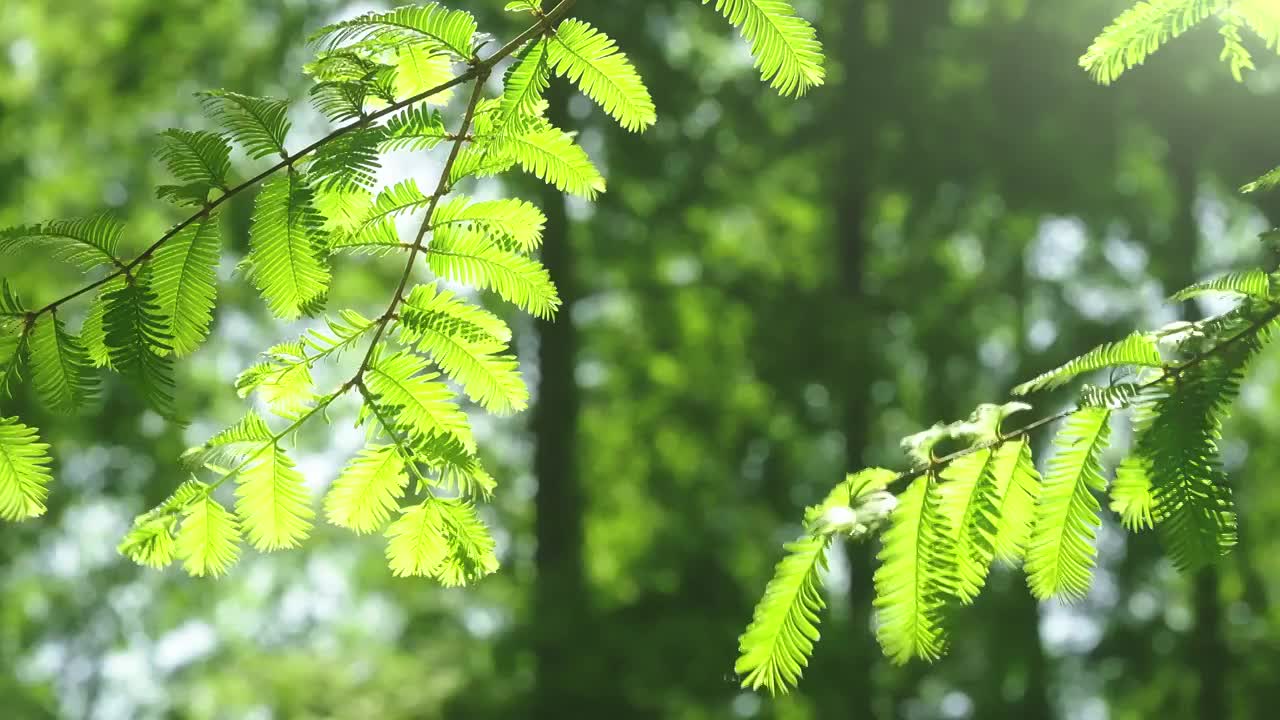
[884,304,1280,491]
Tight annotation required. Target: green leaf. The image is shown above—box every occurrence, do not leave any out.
[308,126,385,192]
[149,215,220,356]
[385,498,449,578]
[428,499,499,587]
[329,179,432,255]
[1241,165,1280,194]
[1237,0,1280,50]
[1013,332,1163,395]
[199,90,292,160]
[118,479,207,569]
[0,321,26,400]
[365,348,476,453]
[119,519,178,569]
[103,281,176,417]
[381,106,450,152]
[500,39,551,123]
[310,80,370,123]
[483,119,606,198]
[546,19,655,132]
[391,42,457,101]
[1134,329,1260,570]
[182,410,275,471]
[175,487,242,577]
[155,129,233,204]
[1218,11,1256,82]
[0,417,53,521]
[432,195,546,252]
[874,473,957,664]
[310,3,479,60]
[247,171,331,319]
[0,280,24,317]
[702,0,826,96]
[1172,269,1271,302]
[989,438,1041,564]
[426,226,560,318]
[79,276,127,369]
[1025,407,1111,601]
[324,444,409,534]
[234,444,314,551]
[397,282,527,414]
[236,342,317,420]
[1079,0,1226,85]
[0,214,125,270]
[29,314,96,414]
[937,448,1000,603]
[384,497,498,584]
[1111,455,1155,531]
[734,533,829,695]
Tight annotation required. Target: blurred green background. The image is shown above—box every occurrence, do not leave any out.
[3,1,1280,718]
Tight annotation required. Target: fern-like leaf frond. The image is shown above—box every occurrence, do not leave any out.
[484,119,606,198]
[702,0,826,96]
[938,449,1001,602]
[735,533,829,695]
[155,129,233,204]
[310,4,479,60]
[432,195,546,252]
[384,497,498,583]
[364,349,476,453]
[1241,166,1280,194]
[1172,269,1271,301]
[989,438,1041,564]
[198,90,292,160]
[1134,330,1260,569]
[175,487,242,577]
[103,282,176,416]
[29,314,96,414]
[1111,456,1155,531]
[149,216,220,356]
[324,444,409,534]
[501,39,551,123]
[426,226,560,318]
[1080,0,1226,84]
[874,474,957,664]
[397,282,527,414]
[1025,407,1111,601]
[1013,332,1163,395]
[0,215,125,271]
[381,106,450,152]
[546,19,655,132]
[0,417,53,521]
[234,443,315,551]
[182,411,275,471]
[246,171,331,319]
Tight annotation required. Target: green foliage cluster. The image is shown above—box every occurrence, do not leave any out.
[0,0,824,580]
[736,2,1280,695]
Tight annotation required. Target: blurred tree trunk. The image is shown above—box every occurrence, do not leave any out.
[531,82,592,718]
[1001,233,1054,720]
[1168,150,1229,720]
[826,2,882,716]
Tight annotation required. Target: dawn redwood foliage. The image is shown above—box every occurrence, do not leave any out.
[0,0,823,580]
[735,0,1280,696]
[3,0,1280,702]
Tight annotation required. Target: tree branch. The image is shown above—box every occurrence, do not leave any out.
[884,303,1280,491]
[29,0,577,319]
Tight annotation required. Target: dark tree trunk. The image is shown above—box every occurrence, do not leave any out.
[826,3,881,716]
[1168,149,1229,720]
[530,82,590,719]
